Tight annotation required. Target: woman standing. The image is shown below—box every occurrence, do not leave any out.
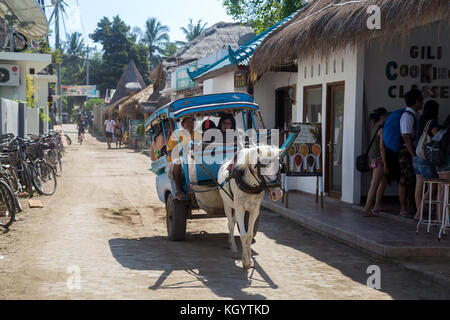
[413,101,440,220]
[364,108,388,217]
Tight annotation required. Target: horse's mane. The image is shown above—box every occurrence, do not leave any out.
[235,145,281,170]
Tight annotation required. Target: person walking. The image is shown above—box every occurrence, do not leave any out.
[363,108,388,217]
[413,100,441,220]
[104,115,115,149]
[114,119,123,149]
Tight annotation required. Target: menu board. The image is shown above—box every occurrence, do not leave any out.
[129,120,144,139]
[286,123,322,177]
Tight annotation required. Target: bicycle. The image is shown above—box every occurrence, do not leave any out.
[0,177,17,229]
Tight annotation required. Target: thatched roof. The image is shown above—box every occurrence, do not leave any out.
[110,59,146,105]
[164,22,253,73]
[106,96,129,115]
[150,21,253,103]
[119,84,154,118]
[250,0,450,78]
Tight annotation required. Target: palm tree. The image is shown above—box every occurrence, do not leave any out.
[181,19,208,42]
[162,41,185,57]
[142,18,170,69]
[64,32,85,57]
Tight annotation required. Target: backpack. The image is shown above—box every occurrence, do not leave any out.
[383,108,415,152]
[424,127,450,166]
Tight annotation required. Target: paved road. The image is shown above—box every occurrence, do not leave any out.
[0,125,449,300]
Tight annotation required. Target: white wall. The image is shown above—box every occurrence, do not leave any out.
[294,47,364,204]
[254,72,298,130]
[27,108,40,135]
[202,71,235,94]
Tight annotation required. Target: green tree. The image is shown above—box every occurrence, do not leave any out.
[142,18,170,69]
[162,41,185,57]
[84,98,105,113]
[61,32,86,85]
[90,16,150,95]
[222,0,303,34]
[63,32,85,56]
[181,19,207,42]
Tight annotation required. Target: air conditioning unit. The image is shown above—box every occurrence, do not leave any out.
[0,65,20,86]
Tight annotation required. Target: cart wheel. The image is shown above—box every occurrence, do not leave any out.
[237,212,259,239]
[166,194,188,241]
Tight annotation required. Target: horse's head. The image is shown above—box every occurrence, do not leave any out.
[236,145,284,202]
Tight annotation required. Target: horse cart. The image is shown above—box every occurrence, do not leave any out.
[146,93,299,244]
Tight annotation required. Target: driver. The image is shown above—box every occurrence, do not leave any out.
[166,117,200,199]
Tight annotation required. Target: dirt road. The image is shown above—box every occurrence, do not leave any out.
[0,125,448,300]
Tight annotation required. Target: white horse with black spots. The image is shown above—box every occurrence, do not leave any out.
[218,145,283,270]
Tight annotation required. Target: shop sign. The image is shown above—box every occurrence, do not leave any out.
[234,70,248,89]
[176,62,197,91]
[61,85,99,97]
[385,46,449,99]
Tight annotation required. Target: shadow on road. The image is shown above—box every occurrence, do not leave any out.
[256,211,450,300]
[109,232,278,300]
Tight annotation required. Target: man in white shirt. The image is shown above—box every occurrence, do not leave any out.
[104,115,116,149]
[398,89,423,216]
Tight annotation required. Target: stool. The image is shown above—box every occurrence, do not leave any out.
[438,182,450,241]
[416,179,447,237]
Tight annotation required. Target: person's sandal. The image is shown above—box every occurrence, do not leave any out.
[364,211,377,217]
[400,211,412,217]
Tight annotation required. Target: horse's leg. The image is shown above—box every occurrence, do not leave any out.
[235,206,251,269]
[224,205,239,257]
[245,209,259,268]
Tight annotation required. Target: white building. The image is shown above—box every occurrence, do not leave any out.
[191,0,450,205]
[0,52,54,135]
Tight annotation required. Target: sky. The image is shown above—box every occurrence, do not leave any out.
[47,0,237,50]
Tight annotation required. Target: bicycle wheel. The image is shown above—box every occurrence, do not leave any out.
[21,162,34,198]
[0,179,16,229]
[32,160,57,196]
[64,134,72,145]
[48,149,62,177]
[55,152,63,177]
[4,168,23,213]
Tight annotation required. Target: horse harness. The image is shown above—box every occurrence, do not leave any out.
[225,153,282,201]
[192,150,282,202]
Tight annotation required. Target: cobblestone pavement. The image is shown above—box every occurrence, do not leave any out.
[0,125,449,300]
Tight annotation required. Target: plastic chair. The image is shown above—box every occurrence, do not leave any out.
[438,182,450,241]
[416,179,447,237]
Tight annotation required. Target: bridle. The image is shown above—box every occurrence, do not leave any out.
[232,155,282,196]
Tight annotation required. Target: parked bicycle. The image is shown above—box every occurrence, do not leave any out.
[0,131,68,229]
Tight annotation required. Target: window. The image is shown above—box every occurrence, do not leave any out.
[303,86,323,123]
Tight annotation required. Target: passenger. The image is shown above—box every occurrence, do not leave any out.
[413,100,441,220]
[218,113,236,133]
[218,114,237,147]
[363,108,388,217]
[166,117,197,199]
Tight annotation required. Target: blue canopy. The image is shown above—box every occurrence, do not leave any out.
[146,92,259,129]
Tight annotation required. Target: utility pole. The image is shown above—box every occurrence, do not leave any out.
[55,0,62,125]
[86,46,90,85]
